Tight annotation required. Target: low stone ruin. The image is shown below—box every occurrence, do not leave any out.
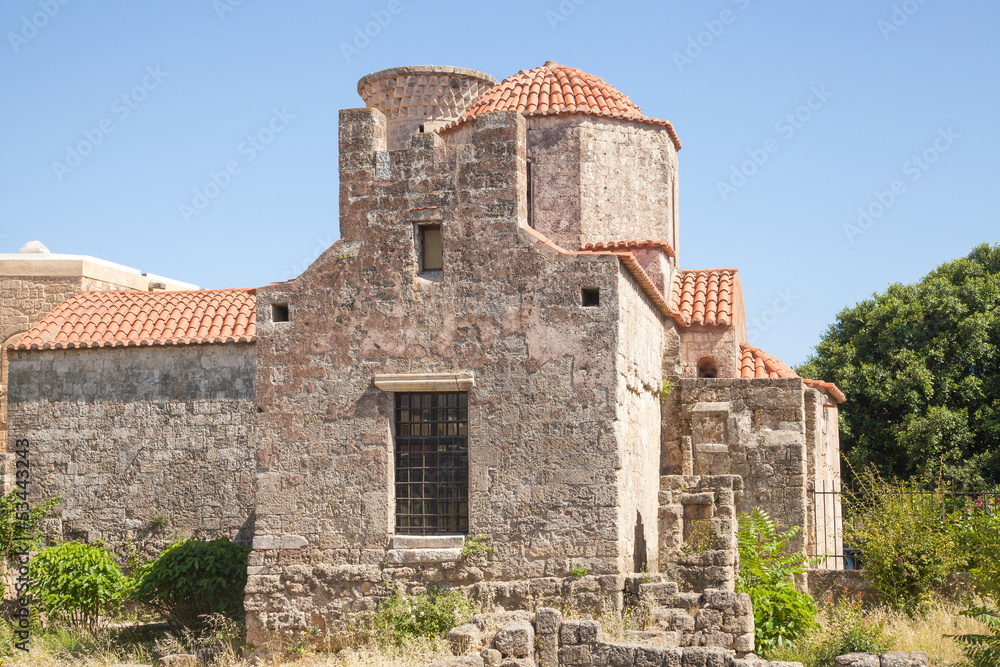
[437,607,794,667]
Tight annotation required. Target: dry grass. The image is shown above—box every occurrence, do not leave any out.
[882,601,987,666]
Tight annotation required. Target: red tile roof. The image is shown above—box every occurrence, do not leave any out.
[670,269,738,327]
[739,343,845,403]
[581,240,676,258]
[439,62,681,150]
[10,289,256,350]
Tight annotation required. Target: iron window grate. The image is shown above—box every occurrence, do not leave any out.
[394,392,469,535]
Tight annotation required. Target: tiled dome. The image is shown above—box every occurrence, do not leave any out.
[440,61,680,149]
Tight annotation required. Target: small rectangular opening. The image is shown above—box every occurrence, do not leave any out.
[418,124,425,133]
[581,288,600,307]
[420,224,443,273]
[272,303,289,322]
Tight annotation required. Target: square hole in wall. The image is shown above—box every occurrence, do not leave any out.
[581,287,600,307]
[272,303,289,322]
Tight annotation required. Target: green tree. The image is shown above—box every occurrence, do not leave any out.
[798,243,1000,485]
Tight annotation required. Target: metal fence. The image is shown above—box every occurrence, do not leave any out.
[809,480,1000,570]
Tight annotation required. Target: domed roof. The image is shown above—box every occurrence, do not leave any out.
[439,61,680,149]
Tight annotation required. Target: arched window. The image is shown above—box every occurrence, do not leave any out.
[697,357,718,379]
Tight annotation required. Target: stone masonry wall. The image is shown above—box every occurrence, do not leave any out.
[246,107,669,643]
[675,326,740,380]
[578,118,679,252]
[804,389,842,565]
[519,116,679,254]
[615,269,664,574]
[675,378,810,551]
[5,343,256,552]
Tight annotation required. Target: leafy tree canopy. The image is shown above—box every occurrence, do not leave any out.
[798,243,1000,485]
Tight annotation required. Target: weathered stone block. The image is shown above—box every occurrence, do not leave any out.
[833,655,879,667]
[879,652,929,667]
[678,646,729,667]
[560,620,581,645]
[579,620,603,644]
[426,658,486,667]
[535,607,563,635]
[448,623,482,655]
[480,648,502,667]
[559,645,593,667]
[494,620,533,659]
[607,643,638,667]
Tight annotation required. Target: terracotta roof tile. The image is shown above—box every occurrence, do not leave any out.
[670,269,738,327]
[11,289,256,350]
[580,239,676,258]
[439,62,681,150]
[739,343,845,403]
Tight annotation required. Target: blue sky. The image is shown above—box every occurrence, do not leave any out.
[2,0,997,366]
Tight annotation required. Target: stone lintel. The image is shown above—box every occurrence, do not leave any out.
[392,534,465,550]
[386,547,463,565]
[374,373,475,392]
[689,402,730,415]
[693,443,728,454]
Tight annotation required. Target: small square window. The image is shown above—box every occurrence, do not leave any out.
[419,224,443,273]
[272,303,289,322]
[581,288,600,307]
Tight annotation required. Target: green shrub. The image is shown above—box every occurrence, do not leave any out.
[461,534,494,559]
[736,509,817,654]
[133,537,249,630]
[846,469,960,614]
[30,541,129,634]
[570,567,588,578]
[366,588,474,646]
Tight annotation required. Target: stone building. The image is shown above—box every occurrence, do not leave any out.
[4,63,845,652]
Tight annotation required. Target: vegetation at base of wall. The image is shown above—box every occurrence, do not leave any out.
[460,533,494,559]
[769,595,891,667]
[569,567,588,578]
[845,468,960,614]
[361,588,474,647]
[797,242,1000,486]
[0,489,58,566]
[132,537,250,630]
[735,509,817,655]
[29,540,130,635]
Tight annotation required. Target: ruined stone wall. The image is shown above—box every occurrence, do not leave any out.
[678,378,809,550]
[676,326,740,380]
[5,343,256,551]
[247,108,667,642]
[804,389,842,565]
[615,269,663,574]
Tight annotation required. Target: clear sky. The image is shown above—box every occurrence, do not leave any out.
[2,0,997,366]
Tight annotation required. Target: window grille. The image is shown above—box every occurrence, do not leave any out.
[394,392,468,535]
